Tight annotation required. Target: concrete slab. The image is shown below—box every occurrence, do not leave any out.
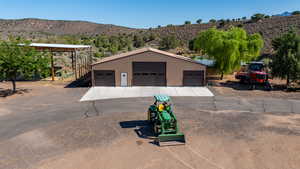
[80,87,214,102]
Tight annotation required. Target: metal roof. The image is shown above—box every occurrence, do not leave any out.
[29,43,91,49]
[195,58,215,67]
[92,47,206,66]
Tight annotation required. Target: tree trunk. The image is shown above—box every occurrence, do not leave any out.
[11,79,16,93]
[286,74,290,87]
[10,73,17,93]
[220,72,224,80]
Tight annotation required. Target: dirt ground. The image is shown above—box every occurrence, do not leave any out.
[0,81,300,169]
[209,75,300,100]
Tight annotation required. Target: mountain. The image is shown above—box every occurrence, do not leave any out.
[0,15,300,54]
[275,12,292,17]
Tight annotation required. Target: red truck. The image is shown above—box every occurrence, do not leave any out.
[235,62,272,90]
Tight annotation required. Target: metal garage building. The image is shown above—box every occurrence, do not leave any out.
[91,47,206,86]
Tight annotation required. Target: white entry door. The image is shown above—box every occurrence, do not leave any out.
[121,72,128,87]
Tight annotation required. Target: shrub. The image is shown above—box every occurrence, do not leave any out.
[159,35,179,50]
[292,11,300,15]
[209,19,217,23]
[196,19,202,24]
[184,21,191,25]
[133,35,145,48]
[251,13,266,22]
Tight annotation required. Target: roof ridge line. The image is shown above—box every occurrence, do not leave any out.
[92,47,206,66]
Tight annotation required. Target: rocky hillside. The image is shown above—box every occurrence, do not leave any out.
[0,15,300,54]
[0,18,136,36]
[150,15,300,53]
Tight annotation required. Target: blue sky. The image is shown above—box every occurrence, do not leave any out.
[0,0,299,28]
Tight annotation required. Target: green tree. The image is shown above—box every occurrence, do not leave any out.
[242,16,247,20]
[149,33,157,41]
[292,11,300,15]
[193,27,264,79]
[0,38,50,92]
[209,19,217,23]
[133,35,145,48]
[251,13,266,22]
[159,35,179,50]
[196,19,202,24]
[218,19,226,27]
[270,28,300,86]
[188,39,196,51]
[184,21,191,25]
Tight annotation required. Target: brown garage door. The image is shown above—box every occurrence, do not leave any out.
[183,70,205,86]
[132,62,166,86]
[94,70,115,86]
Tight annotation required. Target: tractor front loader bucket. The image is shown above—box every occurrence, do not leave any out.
[158,133,185,146]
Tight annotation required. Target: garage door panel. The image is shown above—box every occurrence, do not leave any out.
[94,70,115,86]
[132,62,166,86]
[183,70,205,86]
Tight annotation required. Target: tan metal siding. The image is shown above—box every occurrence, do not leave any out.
[92,51,206,86]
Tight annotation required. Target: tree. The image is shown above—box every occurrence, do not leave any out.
[184,21,191,25]
[0,38,50,92]
[209,19,217,23]
[149,33,157,41]
[218,19,226,27]
[292,11,300,15]
[188,39,195,51]
[193,27,264,79]
[133,35,145,48]
[196,19,202,24]
[251,13,266,22]
[242,16,247,20]
[270,28,300,86]
[159,35,179,50]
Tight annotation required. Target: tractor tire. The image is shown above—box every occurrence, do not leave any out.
[154,124,161,136]
[147,110,151,121]
[240,79,244,84]
[249,84,254,90]
[265,82,272,91]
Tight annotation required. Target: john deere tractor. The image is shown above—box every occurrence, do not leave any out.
[148,95,185,146]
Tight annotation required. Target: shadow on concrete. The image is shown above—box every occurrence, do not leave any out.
[65,72,91,88]
[0,88,31,97]
[119,120,157,145]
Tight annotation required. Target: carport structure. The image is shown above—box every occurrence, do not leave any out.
[28,43,92,81]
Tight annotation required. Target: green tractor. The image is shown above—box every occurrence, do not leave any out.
[147,95,185,146]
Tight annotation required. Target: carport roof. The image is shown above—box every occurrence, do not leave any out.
[92,47,206,66]
[25,43,92,52]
